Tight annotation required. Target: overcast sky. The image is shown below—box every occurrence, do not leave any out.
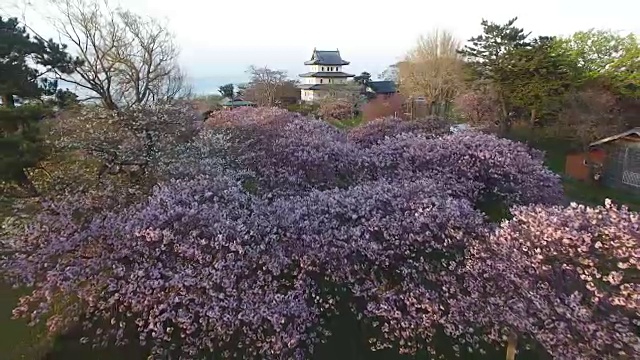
[3,0,640,94]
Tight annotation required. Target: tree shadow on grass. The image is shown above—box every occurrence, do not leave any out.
[41,317,549,360]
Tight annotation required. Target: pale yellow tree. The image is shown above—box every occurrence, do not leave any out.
[399,29,466,116]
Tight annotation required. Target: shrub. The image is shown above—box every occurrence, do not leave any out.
[453,87,500,125]
[317,98,353,121]
[0,105,52,196]
[361,93,405,121]
[286,103,318,116]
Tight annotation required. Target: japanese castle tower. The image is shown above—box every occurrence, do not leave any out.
[298,48,354,102]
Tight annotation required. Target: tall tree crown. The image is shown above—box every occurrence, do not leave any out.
[0,16,79,107]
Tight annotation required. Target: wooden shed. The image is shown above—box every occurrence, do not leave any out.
[565,148,606,182]
[566,128,640,193]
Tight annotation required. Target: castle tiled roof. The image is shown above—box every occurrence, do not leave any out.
[304,49,350,65]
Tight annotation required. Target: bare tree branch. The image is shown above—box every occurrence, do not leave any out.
[244,66,288,106]
[46,0,189,110]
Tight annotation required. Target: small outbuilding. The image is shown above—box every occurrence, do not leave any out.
[220,97,256,109]
[366,81,397,97]
[565,128,640,193]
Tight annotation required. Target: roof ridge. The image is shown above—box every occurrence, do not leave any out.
[590,127,640,147]
[304,48,349,65]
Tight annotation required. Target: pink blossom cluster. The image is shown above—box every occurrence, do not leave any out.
[362,131,563,206]
[2,106,637,359]
[451,200,640,359]
[51,104,203,172]
[347,116,450,146]
[453,87,501,125]
[207,107,362,195]
[317,99,353,121]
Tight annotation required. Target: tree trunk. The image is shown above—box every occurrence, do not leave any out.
[102,97,118,111]
[1,94,15,108]
[530,108,537,126]
[498,95,510,135]
[16,169,39,197]
[506,332,518,360]
[499,117,510,136]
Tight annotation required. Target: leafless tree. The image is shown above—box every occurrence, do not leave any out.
[46,0,190,110]
[558,87,620,150]
[243,79,300,107]
[245,66,288,106]
[554,86,620,181]
[399,29,465,116]
[379,63,400,83]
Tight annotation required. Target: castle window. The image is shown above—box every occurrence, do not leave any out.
[320,79,323,84]
[322,67,325,71]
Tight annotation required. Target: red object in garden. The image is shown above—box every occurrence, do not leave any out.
[565,148,606,181]
[565,128,640,193]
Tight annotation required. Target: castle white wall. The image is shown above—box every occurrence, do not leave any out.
[301,89,334,102]
[300,57,349,102]
[310,65,342,72]
[301,89,313,102]
[304,77,348,85]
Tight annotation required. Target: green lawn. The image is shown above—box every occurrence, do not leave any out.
[329,115,364,129]
[0,282,54,360]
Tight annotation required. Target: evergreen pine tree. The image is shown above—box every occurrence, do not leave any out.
[0,16,79,195]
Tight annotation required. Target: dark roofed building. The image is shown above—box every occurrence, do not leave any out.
[219,97,256,109]
[367,81,397,95]
[304,49,350,66]
[299,48,354,102]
